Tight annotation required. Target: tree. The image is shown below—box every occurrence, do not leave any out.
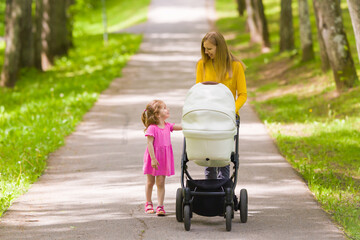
[41,0,71,70]
[347,0,360,63]
[236,0,246,16]
[312,0,330,71]
[245,0,260,43]
[279,0,294,52]
[255,0,270,52]
[66,0,75,49]
[1,0,74,87]
[298,0,314,62]
[0,0,27,87]
[33,0,43,70]
[19,0,33,68]
[312,0,358,91]
[245,0,270,52]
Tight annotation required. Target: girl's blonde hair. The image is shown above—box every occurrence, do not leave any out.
[141,99,165,132]
[200,31,246,81]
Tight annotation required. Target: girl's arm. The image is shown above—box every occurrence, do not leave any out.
[173,124,182,130]
[147,136,159,170]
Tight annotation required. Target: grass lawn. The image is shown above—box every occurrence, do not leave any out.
[0,0,150,216]
[215,0,360,239]
[73,0,150,37]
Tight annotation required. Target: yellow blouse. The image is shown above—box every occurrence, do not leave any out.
[196,59,247,113]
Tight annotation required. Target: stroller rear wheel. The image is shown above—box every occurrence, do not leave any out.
[225,205,232,231]
[176,188,183,222]
[184,205,191,231]
[239,189,248,223]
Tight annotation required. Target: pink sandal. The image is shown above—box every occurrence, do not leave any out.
[145,202,154,214]
[156,205,166,216]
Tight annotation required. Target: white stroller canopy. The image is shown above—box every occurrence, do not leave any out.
[182,82,236,167]
[182,82,236,138]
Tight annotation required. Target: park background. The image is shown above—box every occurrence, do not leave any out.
[0,0,359,239]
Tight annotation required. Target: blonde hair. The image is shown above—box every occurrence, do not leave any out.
[141,100,165,132]
[200,31,246,81]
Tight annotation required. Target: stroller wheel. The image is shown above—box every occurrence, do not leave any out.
[225,205,232,231]
[239,189,248,223]
[176,188,183,222]
[184,205,191,231]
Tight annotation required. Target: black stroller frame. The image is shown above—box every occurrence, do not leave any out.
[176,116,248,231]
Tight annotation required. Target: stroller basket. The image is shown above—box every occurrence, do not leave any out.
[187,179,233,217]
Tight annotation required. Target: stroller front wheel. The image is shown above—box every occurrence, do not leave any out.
[176,188,183,222]
[184,204,191,231]
[239,188,248,223]
[225,205,232,231]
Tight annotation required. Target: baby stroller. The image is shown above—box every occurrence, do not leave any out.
[176,82,248,231]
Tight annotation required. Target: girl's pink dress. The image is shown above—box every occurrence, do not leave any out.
[143,122,175,176]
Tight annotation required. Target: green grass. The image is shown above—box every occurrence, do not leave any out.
[73,0,150,37]
[0,0,149,216]
[215,0,360,239]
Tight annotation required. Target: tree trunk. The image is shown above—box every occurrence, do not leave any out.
[33,0,43,70]
[41,0,52,70]
[0,0,24,87]
[254,0,270,52]
[41,0,69,70]
[245,0,262,44]
[312,0,330,71]
[298,0,314,61]
[245,0,270,52]
[52,0,69,56]
[347,0,360,63]
[236,0,246,16]
[279,0,294,52]
[19,0,33,68]
[66,0,75,49]
[313,0,358,91]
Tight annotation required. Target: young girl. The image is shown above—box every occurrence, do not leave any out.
[141,100,182,216]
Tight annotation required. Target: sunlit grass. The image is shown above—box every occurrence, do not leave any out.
[73,0,150,37]
[215,0,360,239]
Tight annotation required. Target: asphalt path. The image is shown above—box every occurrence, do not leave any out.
[0,0,346,239]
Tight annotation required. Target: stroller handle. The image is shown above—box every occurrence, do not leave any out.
[201,81,219,85]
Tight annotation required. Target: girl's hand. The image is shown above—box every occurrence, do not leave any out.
[173,124,182,130]
[151,158,159,170]
[147,136,158,169]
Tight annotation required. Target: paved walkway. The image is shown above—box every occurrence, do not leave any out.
[0,0,345,239]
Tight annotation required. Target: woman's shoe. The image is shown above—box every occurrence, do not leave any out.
[145,202,154,214]
[156,205,166,216]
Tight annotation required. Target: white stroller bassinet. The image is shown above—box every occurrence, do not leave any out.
[182,82,237,167]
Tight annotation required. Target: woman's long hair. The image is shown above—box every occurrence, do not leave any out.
[141,100,164,132]
[200,31,246,81]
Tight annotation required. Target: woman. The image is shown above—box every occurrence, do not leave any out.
[196,31,247,179]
